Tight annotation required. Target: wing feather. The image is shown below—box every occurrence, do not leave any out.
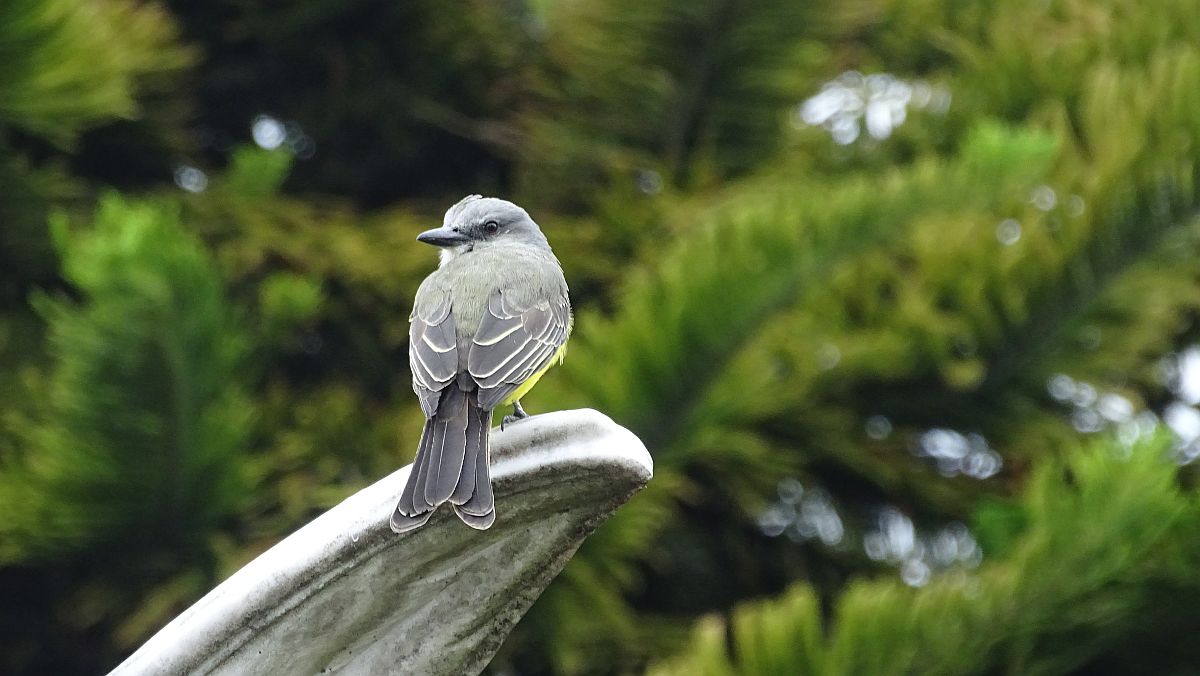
[469,331,534,379]
[409,295,458,418]
[469,290,571,410]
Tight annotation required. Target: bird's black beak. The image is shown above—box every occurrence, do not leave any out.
[416,226,470,248]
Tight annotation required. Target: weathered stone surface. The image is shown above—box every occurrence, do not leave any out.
[111,409,651,676]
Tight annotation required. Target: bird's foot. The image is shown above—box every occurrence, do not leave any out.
[501,401,530,430]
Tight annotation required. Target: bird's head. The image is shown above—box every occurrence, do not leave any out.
[417,195,550,262]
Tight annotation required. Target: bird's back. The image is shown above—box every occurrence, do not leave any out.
[415,240,569,341]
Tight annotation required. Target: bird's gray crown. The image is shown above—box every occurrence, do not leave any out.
[444,195,533,230]
[443,194,484,225]
[441,195,549,250]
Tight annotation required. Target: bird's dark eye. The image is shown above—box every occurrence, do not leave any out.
[483,220,499,233]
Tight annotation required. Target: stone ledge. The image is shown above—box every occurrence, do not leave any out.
[111,409,652,676]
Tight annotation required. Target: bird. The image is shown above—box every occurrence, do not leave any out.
[390,195,573,533]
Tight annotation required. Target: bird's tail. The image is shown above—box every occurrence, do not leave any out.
[391,387,495,533]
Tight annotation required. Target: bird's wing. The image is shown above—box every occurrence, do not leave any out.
[409,294,458,418]
[468,289,571,410]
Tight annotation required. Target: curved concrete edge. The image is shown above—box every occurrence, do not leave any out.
[110,408,651,676]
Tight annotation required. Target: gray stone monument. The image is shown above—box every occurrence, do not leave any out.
[111,409,651,675]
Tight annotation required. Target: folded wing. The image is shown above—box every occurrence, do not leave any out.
[408,294,457,417]
[468,289,571,411]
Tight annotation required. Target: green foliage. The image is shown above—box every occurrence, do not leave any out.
[164,0,535,201]
[0,195,252,563]
[513,118,1065,674]
[651,432,1200,675]
[257,272,324,335]
[505,0,1200,671]
[0,0,192,308]
[565,122,1057,446]
[0,154,81,303]
[0,0,192,145]
[520,0,836,201]
[4,0,1200,674]
[225,147,295,198]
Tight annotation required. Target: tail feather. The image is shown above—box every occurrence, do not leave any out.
[390,507,432,533]
[396,419,434,517]
[392,420,435,533]
[426,388,469,505]
[450,404,490,505]
[453,505,495,530]
[390,388,497,534]
[457,420,494,518]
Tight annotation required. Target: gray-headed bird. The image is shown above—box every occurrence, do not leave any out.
[390,195,572,533]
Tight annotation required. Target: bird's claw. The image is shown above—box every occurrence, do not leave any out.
[501,401,530,430]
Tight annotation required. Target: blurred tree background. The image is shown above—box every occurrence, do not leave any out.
[2,0,1200,673]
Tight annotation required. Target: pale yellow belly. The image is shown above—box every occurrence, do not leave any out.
[499,342,568,407]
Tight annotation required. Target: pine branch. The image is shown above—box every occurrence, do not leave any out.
[563,123,1055,458]
[650,432,1193,675]
[0,0,193,146]
[0,195,252,564]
